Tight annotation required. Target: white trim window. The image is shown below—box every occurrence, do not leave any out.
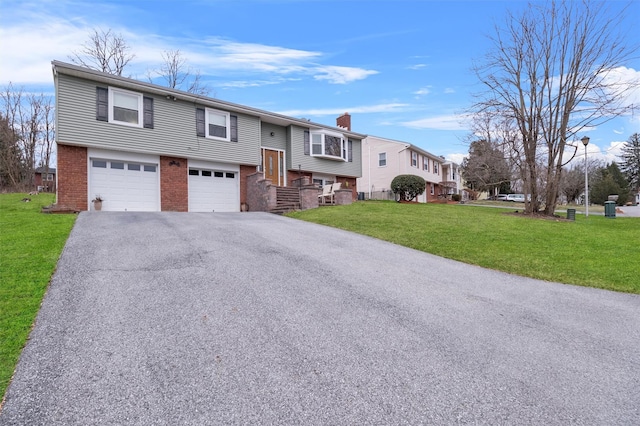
[195,107,238,142]
[434,162,439,175]
[423,157,429,171]
[310,130,348,161]
[206,108,231,140]
[313,175,335,188]
[411,151,418,168]
[109,87,143,127]
[378,152,387,167]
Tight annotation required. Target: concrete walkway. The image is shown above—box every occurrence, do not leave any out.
[1,212,639,425]
[617,204,640,217]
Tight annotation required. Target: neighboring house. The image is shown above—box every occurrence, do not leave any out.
[35,166,56,192]
[357,135,461,202]
[52,61,365,212]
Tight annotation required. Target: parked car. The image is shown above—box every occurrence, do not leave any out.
[506,194,526,202]
[496,194,509,201]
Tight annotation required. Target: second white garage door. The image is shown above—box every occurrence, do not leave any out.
[188,163,240,212]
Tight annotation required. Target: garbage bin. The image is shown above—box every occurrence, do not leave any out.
[604,201,616,218]
[566,208,576,221]
[357,192,365,201]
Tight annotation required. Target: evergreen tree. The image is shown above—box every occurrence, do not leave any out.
[619,133,640,192]
[590,162,630,205]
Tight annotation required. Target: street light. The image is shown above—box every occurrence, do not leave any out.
[581,136,590,217]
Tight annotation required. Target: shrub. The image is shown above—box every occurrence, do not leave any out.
[452,193,461,202]
[391,174,426,202]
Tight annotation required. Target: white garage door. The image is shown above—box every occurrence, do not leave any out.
[188,167,239,212]
[90,158,160,211]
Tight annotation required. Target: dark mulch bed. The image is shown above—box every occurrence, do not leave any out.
[503,210,573,221]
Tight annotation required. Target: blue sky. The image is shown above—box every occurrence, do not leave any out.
[1,0,639,165]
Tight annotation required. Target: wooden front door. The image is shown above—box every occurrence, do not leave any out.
[263,149,284,186]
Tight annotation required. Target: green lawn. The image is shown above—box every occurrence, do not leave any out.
[287,201,639,294]
[0,193,76,401]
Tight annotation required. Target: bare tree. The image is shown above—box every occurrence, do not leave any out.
[559,157,602,204]
[473,0,637,215]
[148,49,210,96]
[0,83,55,191]
[0,112,22,188]
[70,28,134,76]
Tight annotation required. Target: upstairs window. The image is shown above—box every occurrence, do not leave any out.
[309,131,348,161]
[411,151,418,167]
[196,107,238,142]
[208,109,229,139]
[379,152,387,167]
[96,87,153,129]
[434,162,439,174]
[423,157,429,171]
[112,89,141,125]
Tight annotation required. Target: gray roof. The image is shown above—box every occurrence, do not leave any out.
[35,167,56,174]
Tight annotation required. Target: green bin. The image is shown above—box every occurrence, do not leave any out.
[566,208,576,221]
[604,201,616,218]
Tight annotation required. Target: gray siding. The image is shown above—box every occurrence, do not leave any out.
[260,123,287,151]
[56,75,261,165]
[288,125,362,178]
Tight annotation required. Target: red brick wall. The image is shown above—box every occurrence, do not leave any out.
[426,183,443,202]
[287,171,312,187]
[336,176,357,200]
[57,144,88,211]
[160,156,188,212]
[239,165,256,206]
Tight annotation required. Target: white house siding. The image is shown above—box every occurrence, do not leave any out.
[358,136,445,201]
[56,74,261,166]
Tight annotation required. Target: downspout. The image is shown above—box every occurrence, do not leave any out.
[368,139,372,199]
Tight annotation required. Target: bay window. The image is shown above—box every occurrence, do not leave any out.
[309,130,349,161]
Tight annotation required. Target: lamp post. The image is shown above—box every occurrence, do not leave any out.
[581,136,590,217]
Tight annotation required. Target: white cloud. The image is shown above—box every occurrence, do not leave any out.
[447,153,467,164]
[401,114,470,131]
[601,66,640,110]
[313,65,378,85]
[407,64,427,70]
[0,8,379,87]
[276,103,409,117]
[413,87,431,96]
[444,88,455,94]
[0,17,94,83]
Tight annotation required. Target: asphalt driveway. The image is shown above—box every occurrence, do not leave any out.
[1,212,639,425]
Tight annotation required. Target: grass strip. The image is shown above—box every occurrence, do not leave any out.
[0,193,76,402]
[287,201,639,294]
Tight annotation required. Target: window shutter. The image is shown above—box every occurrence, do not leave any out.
[196,108,205,137]
[96,87,108,121]
[304,130,310,155]
[230,115,238,142]
[348,139,353,162]
[143,97,154,129]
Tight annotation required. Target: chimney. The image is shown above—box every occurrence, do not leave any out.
[336,112,351,131]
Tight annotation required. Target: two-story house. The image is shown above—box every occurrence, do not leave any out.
[52,61,365,212]
[357,135,461,202]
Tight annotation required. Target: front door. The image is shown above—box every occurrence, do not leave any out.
[263,149,284,186]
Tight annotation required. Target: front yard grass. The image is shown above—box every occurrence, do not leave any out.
[0,193,76,402]
[287,201,639,294]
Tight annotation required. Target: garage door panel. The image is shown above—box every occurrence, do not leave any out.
[188,166,239,212]
[90,158,159,211]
